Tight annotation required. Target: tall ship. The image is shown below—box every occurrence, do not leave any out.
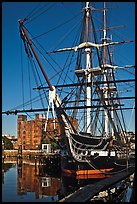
[3,2,135,177]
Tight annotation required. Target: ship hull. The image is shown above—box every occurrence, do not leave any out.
[61,153,129,178]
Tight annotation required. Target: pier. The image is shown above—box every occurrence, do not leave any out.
[59,167,135,202]
[3,149,61,170]
[3,149,59,158]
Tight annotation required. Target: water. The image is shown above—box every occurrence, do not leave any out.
[2,157,134,202]
[2,160,60,202]
[2,157,104,202]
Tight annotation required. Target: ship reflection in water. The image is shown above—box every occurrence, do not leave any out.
[2,157,61,202]
[2,157,107,202]
[2,157,134,202]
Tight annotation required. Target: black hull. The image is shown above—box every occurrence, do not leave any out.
[61,154,130,178]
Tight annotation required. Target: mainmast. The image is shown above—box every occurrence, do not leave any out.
[102,2,109,135]
[85,2,91,133]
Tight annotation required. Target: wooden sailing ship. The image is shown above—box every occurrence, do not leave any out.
[3,2,135,177]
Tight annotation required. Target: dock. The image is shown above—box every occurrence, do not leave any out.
[3,149,61,171]
[3,149,59,158]
[59,167,135,202]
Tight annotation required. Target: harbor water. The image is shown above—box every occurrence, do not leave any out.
[2,157,134,202]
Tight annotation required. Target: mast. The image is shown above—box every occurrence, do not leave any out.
[85,2,91,133]
[103,2,108,135]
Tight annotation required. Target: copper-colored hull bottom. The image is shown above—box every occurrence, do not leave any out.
[63,168,113,179]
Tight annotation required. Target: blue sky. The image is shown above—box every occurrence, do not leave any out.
[2,2,135,136]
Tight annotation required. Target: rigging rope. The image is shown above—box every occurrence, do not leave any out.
[20,37,25,109]
[27,58,32,109]
[9,92,46,111]
[24,27,78,85]
[50,17,82,53]
[31,11,81,40]
[25,2,45,20]
[25,3,56,25]
[85,158,134,175]
[31,58,47,114]
[22,37,60,135]
[127,101,135,131]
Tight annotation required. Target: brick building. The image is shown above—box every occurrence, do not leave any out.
[17,114,78,150]
[17,163,61,197]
